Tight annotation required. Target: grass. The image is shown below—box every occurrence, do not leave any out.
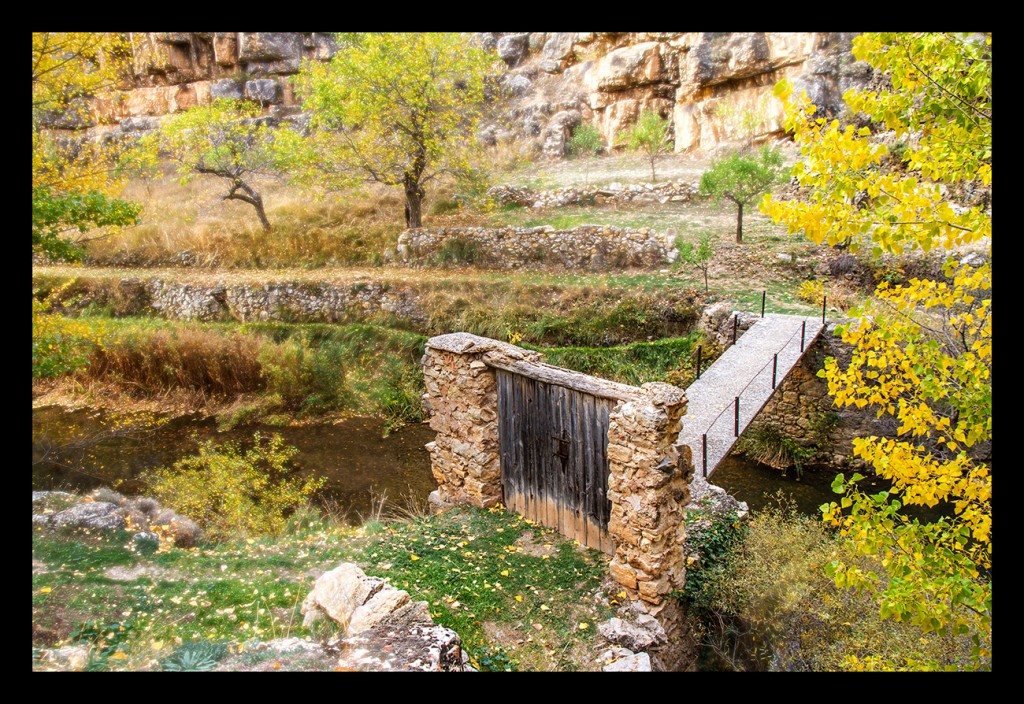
[33,504,616,672]
[529,334,703,386]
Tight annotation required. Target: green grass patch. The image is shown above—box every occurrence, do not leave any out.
[33,504,615,671]
[529,334,701,386]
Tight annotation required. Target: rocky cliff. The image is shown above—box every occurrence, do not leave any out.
[49,32,871,157]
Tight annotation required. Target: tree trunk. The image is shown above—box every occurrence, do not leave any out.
[252,193,270,232]
[703,266,709,293]
[223,178,271,232]
[650,155,657,183]
[735,200,743,243]
[404,178,424,228]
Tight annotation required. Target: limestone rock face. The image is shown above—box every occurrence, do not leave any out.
[56,31,868,159]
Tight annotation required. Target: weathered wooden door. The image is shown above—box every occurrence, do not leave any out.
[496,369,614,553]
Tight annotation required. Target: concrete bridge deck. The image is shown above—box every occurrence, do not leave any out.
[678,313,825,479]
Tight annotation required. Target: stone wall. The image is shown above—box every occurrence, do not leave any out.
[42,276,428,327]
[421,332,690,625]
[606,383,690,609]
[398,225,675,270]
[487,180,699,209]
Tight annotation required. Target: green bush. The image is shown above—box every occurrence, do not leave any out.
[258,336,347,415]
[144,433,324,542]
[569,123,603,158]
[698,498,982,671]
[734,424,815,477]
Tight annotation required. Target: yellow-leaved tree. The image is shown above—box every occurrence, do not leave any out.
[32,33,139,379]
[32,32,140,261]
[762,32,991,670]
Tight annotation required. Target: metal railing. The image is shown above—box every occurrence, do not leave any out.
[696,307,823,478]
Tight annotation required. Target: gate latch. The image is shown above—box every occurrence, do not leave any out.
[552,429,570,461]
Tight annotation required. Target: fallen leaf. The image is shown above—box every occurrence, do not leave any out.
[578,622,589,630]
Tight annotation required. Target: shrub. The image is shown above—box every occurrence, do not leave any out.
[258,336,347,415]
[143,433,324,542]
[734,424,815,477]
[33,284,106,379]
[700,497,981,671]
[796,279,825,304]
[89,326,264,396]
[569,123,603,158]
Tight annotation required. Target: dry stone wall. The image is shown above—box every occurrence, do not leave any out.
[487,180,699,209]
[44,277,428,326]
[398,226,675,270]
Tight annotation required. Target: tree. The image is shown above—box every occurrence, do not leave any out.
[291,33,498,229]
[624,110,670,182]
[699,146,786,243]
[676,232,715,292]
[569,122,603,186]
[762,32,991,670]
[32,32,139,261]
[143,99,281,231]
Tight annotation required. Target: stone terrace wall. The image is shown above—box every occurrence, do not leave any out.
[45,277,428,327]
[398,226,675,270]
[488,180,699,209]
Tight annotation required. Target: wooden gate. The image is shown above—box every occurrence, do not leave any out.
[496,369,614,553]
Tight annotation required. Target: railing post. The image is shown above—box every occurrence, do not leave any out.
[761,290,766,318]
[772,353,778,389]
[732,315,738,345]
[702,433,707,478]
[695,345,702,380]
[800,320,806,352]
[822,295,827,324]
[734,396,740,437]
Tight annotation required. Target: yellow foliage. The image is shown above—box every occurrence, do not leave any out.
[763,33,991,668]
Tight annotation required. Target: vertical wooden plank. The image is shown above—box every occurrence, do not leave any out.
[587,395,604,551]
[598,399,610,552]
[551,382,562,535]
[553,384,563,539]
[524,376,532,523]
[572,386,586,545]
[497,371,509,510]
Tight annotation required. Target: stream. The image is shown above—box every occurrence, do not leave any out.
[33,406,945,524]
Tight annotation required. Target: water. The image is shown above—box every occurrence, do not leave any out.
[32,406,437,521]
[711,453,953,522]
[33,405,950,524]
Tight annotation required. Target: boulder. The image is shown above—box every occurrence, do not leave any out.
[338,623,464,671]
[347,587,411,634]
[49,501,124,531]
[543,32,575,62]
[497,33,529,67]
[503,74,532,96]
[301,563,385,629]
[602,652,652,672]
[590,42,666,92]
